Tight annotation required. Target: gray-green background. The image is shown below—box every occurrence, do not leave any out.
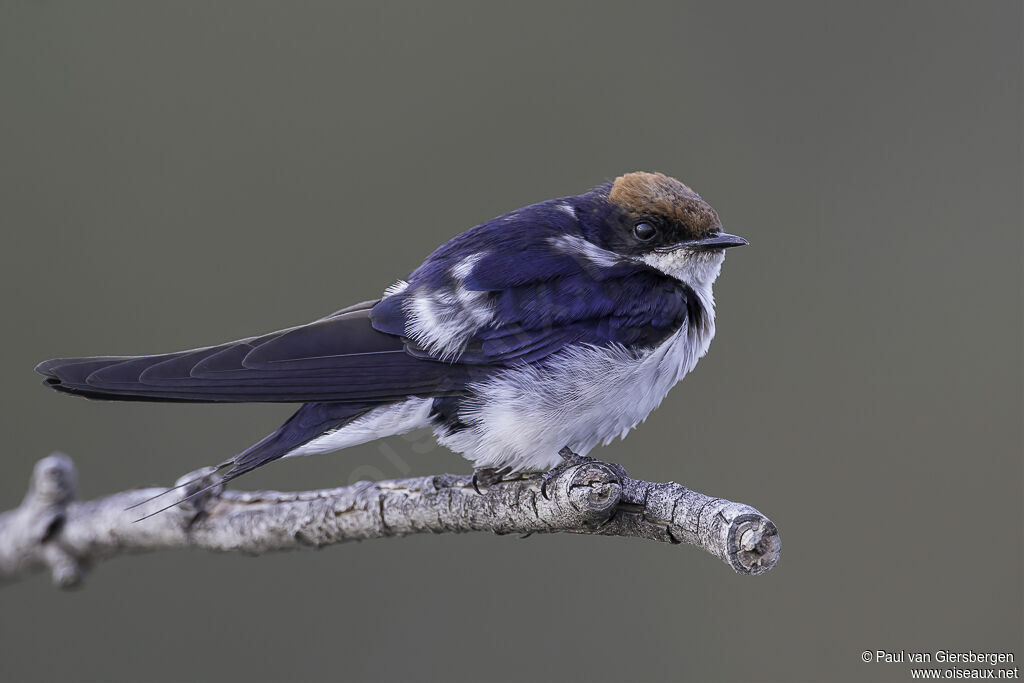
[1,2,1020,682]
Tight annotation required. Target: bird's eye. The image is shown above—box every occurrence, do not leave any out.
[633,222,657,241]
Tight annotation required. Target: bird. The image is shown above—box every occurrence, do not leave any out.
[36,171,747,506]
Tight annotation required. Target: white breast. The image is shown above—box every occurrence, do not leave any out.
[436,310,716,472]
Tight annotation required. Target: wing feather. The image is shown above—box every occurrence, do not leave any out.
[37,305,484,402]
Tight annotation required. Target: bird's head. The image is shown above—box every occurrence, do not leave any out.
[569,171,747,291]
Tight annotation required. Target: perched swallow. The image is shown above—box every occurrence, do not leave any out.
[37,171,747,496]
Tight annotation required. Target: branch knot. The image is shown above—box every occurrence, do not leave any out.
[565,462,623,518]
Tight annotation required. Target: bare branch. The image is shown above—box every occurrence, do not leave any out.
[0,453,781,587]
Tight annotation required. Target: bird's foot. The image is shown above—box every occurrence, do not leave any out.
[472,466,512,494]
[557,446,595,467]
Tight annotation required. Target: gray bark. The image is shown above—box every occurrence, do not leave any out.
[0,453,780,588]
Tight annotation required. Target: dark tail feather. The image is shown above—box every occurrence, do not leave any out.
[129,465,232,521]
[132,477,228,523]
[219,401,376,481]
[124,462,233,512]
[129,401,377,521]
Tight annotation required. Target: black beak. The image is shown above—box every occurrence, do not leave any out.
[686,232,749,250]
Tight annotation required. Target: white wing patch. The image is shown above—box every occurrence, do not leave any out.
[383,280,409,297]
[549,234,625,269]
[401,252,495,361]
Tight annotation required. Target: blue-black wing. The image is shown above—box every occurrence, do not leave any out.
[36,301,484,402]
[369,198,693,366]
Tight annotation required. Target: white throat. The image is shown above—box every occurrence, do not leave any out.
[638,248,725,315]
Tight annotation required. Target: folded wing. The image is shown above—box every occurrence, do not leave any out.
[39,204,694,404]
[37,301,484,402]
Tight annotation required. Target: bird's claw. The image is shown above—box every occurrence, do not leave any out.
[557,446,595,466]
[471,466,511,494]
